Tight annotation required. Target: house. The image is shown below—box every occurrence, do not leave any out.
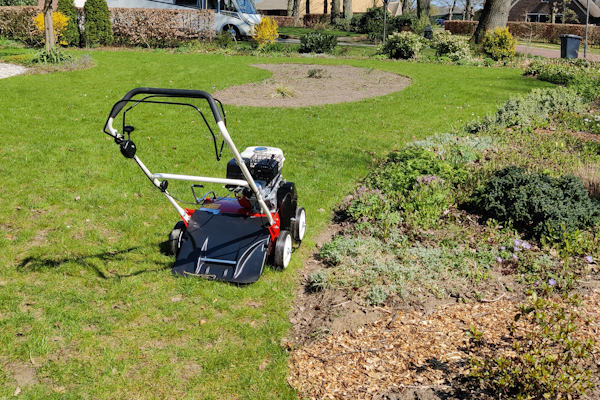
[508,0,600,23]
[256,0,401,17]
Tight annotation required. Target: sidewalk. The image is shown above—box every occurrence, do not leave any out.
[516,44,600,61]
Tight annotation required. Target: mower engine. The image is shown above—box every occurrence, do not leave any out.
[226,146,285,213]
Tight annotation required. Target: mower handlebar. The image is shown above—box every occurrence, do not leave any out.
[108,87,223,123]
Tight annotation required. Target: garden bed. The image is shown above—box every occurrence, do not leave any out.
[212,64,411,107]
[287,86,600,399]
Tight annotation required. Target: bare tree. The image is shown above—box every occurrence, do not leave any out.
[463,0,470,19]
[472,0,510,43]
[287,0,293,16]
[449,0,457,20]
[42,0,55,51]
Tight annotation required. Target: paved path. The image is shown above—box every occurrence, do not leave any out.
[0,63,27,79]
[516,44,600,61]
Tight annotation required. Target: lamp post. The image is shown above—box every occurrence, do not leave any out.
[383,0,389,44]
[585,0,590,58]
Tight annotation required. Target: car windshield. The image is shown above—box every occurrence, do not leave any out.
[234,0,257,14]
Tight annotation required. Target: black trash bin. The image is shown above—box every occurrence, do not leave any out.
[424,25,433,40]
[559,34,582,59]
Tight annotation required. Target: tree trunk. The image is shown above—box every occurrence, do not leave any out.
[550,1,556,23]
[561,0,568,23]
[449,0,456,20]
[417,0,429,18]
[331,0,340,22]
[43,0,54,51]
[472,0,510,43]
[402,0,409,15]
[343,0,352,19]
[287,0,293,16]
[463,0,471,19]
[292,0,300,24]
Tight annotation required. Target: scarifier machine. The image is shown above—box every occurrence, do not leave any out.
[103,88,306,283]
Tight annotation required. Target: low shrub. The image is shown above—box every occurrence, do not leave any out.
[299,31,337,53]
[366,147,465,196]
[470,166,600,239]
[251,16,278,49]
[466,87,585,133]
[525,59,600,101]
[381,31,425,59]
[404,179,453,229]
[482,27,516,60]
[469,292,594,399]
[31,47,71,64]
[307,270,329,292]
[431,30,471,61]
[83,0,113,46]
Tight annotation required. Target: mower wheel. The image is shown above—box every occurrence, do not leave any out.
[274,230,292,269]
[293,207,306,243]
[168,221,186,256]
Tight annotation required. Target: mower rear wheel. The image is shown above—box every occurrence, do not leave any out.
[293,207,306,243]
[168,221,186,256]
[274,230,292,269]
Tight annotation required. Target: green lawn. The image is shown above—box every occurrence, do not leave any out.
[0,49,550,399]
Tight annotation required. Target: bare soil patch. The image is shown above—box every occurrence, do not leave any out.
[213,64,411,108]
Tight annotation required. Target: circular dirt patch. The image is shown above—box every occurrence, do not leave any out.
[213,64,411,108]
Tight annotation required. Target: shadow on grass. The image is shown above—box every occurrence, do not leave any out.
[18,246,172,279]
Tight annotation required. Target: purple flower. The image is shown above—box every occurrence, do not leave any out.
[534,281,539,286]
[500,246,506,251]
[496,257,503,263]
[514,239,522,247]
[548,278,556,286]
[585,255,594,264]
[512,253,518,261]
[522,241,532,250]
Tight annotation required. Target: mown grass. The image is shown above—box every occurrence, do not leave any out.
[0,49,549,399]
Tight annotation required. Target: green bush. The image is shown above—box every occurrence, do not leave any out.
[431,30,471,61]
[471,166,600,239]
[366,147,465,196]
[299,32,337,53]
[57,0,80,46]
[482,27,516,60]
[466,87,585,133]
[470,293,594,399]
[83,0,113,46]
[307,270,329,292]
[525,59,600,101]
[381,31,425,59]
[404,179,453,229]
[31,47,71,64]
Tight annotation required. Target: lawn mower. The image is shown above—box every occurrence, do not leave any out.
[102,87,306,283]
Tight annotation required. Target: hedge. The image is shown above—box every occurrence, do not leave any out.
[303,13,329,27]
[111,8,215,47]
[270,15,295,27]
[0,6,215,47]
[445,20,600,45]
[0,6,41,46]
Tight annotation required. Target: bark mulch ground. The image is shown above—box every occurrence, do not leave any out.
[289,289,600,400]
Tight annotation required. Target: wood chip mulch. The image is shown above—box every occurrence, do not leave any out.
[288,290,600,400]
